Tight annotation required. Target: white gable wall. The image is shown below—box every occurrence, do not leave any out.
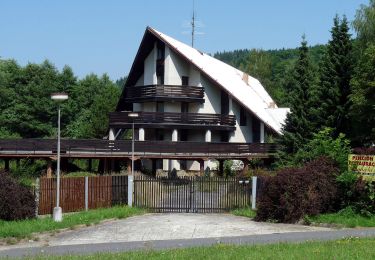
[144,43,157,85]
[230,101,253,143]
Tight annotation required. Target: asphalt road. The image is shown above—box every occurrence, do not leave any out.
[1,228,375,258]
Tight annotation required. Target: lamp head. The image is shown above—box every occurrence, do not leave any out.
[128,112,139,118]
[51,92,69,102]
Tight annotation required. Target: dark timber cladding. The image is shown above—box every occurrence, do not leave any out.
[109,112,236,130]
[124,85,204,103]
[133,176,252,213]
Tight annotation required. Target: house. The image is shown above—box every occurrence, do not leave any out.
[108,27,289,173]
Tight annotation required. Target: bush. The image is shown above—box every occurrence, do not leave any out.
[255,157,340,223]
[347,177,375,216]
[0,171,36,221]
[276,128,352,172]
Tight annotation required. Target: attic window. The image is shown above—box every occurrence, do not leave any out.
[182,76,189,86]
[240,106,247,126]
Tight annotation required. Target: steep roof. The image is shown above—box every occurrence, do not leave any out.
[123,27,289,134]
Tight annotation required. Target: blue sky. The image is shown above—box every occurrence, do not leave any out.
[0,0,369,80]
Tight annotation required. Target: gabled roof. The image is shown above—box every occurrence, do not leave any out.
[121,27,289,134]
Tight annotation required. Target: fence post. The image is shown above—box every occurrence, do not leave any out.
[85,176,88,211]
[128,175,133,207]
[35,178,40,217]
[251,176,257,210]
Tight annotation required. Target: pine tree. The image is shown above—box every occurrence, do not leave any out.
[278,36,314,154]
[310,16,353,136]
[350,45,375,146]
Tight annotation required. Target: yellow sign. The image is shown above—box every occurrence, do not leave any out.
[348,154,375,174]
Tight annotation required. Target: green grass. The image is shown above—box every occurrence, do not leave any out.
[0,206,145,239]
[25,237,375,259]
[231,207,256,218]
[309,207,375,228]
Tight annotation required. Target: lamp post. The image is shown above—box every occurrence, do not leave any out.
[127,112,139,207]
[51,92,68,222]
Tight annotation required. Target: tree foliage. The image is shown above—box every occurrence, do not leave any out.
[350,44,375,146]
[310,16,353,137]
[0,59,120,139]
[278,36,315,154]
[353,0,375,47]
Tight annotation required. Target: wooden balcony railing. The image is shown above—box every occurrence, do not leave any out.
[0,139,278,157]
[124,85,204,103]
[109,112,236,129]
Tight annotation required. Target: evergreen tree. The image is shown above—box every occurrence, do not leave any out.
[310,16,353,136]
[350,44,375,146]
[278,36,314,154]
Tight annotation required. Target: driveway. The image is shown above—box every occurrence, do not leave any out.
[3,213,375,257]
[46,213,329,246]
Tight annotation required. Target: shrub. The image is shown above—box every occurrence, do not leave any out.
[347,177,375,216]
[0,171,36,221]
[276,128,352,172]
[255,157,340,223]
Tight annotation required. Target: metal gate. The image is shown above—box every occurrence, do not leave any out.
[133,176,252,212]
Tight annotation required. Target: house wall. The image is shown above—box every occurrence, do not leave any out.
[229,101,253,143]
[135,74,144,87]
[164,46,189,85]
[144,43,157,85]
[130,42,267,172]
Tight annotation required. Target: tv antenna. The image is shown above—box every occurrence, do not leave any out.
[182,0,204,48]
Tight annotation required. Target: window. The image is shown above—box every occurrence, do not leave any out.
[157,102,164,112]
[182,76,189,86]
[221,91,229,115]
[240,106,247,126]
[252,115,260,142]
[181,102,189,113]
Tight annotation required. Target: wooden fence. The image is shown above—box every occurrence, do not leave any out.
[38,175,128,215]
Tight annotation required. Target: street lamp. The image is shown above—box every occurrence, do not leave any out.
[51,92,68,222]
[127,112,139,207]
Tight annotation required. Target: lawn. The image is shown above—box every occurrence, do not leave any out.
[28,237,375,259]
[308,207,375,228]
[0,206,145,240]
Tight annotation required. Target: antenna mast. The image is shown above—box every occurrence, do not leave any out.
[191,0,195,47]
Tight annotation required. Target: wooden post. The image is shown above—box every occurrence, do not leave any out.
[98,159,104,174]
[219,160,224,176]
[4,159,9,171]
[199,160,204,175]
[46,160,53,178]
[88,159,92,172]
[152,159,156,176]
[126,158,132,174]
[242,159,250,176]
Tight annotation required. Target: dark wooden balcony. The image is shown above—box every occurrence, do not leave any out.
[124,85,204,103]
[109,112,236,130]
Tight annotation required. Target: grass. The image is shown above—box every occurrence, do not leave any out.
[25,237,375,259]
[308,207,375,228]
[0,206,145,239]
[230,207,256,218]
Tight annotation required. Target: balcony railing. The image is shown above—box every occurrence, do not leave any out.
[124,85,204,103]
[109,112,236,129]
[0,139,278,158]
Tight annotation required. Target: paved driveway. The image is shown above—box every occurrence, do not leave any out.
[47,213,330,246]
